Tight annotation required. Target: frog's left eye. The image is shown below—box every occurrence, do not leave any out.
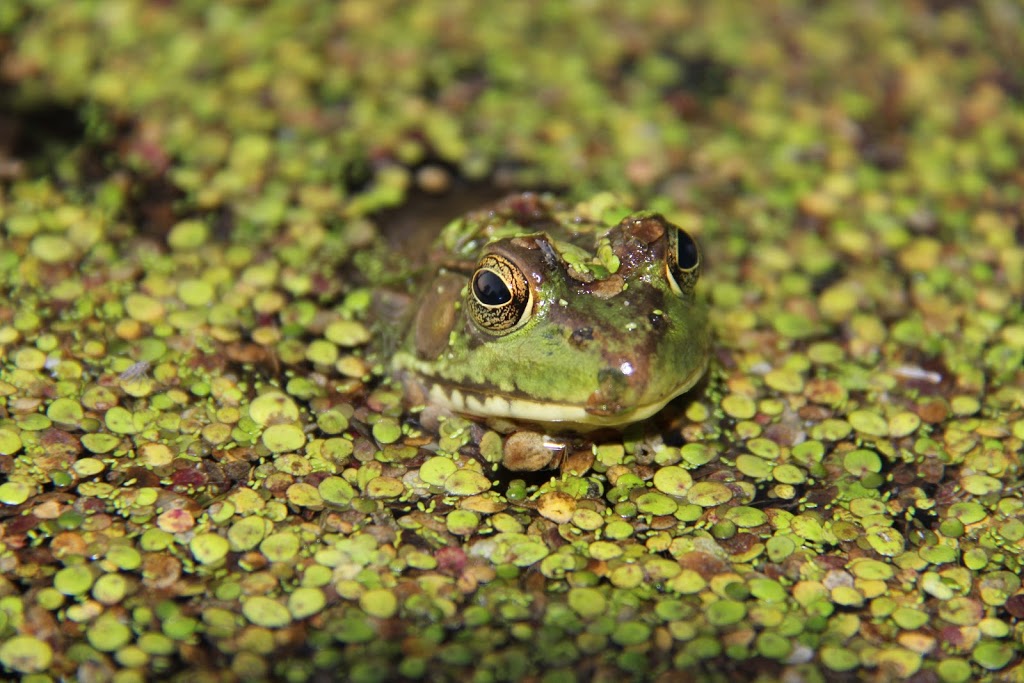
[665,226,701,297]
[468,254,533,334]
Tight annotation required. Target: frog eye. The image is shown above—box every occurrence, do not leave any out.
[665,226,702,297]
[468,254,533,334]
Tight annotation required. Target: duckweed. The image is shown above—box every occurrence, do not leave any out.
[419,456,457,487]
[359,589,399,619]
[261,423,307,452]
[242,597,292,629]
[190,533,231,565]
[444,470,491,496]
[2,1,1023,681]
[0,481,32,506]
[88,615,133,652]
[446,509,479,536]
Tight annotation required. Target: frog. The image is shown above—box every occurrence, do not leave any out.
[390,192,710,438]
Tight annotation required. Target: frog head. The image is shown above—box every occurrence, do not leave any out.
[393,197,710,430]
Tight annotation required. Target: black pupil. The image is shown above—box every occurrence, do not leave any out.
[676,231,699,269]
[474,270,511,305]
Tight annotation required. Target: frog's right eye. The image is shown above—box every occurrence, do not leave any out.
[468,254,533,335]
[665,226,701,298]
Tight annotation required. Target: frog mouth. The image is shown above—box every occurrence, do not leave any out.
[419,359,707,430]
